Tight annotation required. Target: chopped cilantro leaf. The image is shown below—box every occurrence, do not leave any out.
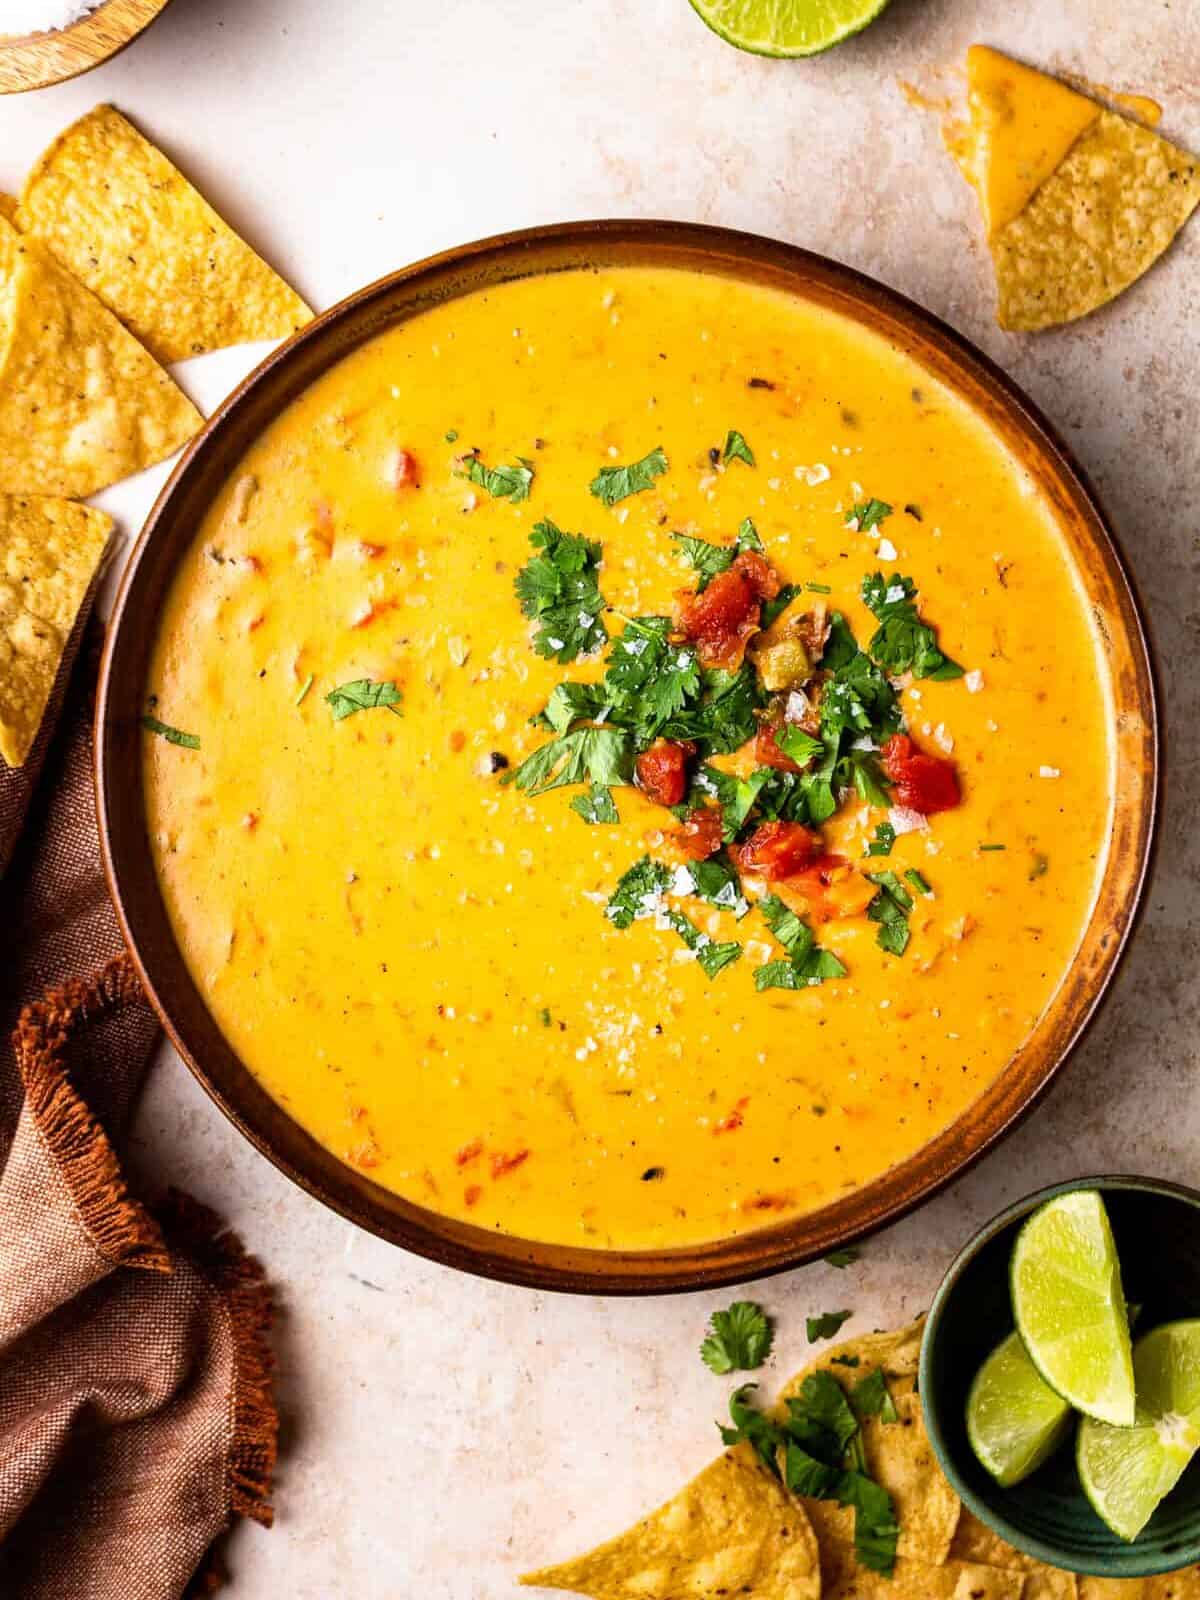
[684,852,751,919]
[736,517,763,552]
[840,1473,901,1574]
[539,1007,552,1026]
[444,428,459,443]
[700,1301,773,1374]
[775,726,823,767]
[846,498,892,532]
[590,446,667,506]
[325,680,404,721]
[807,581,832,594]
[666,908,742,979]
[294,675,314,707]
[860,571,963,681]
[865,821,895,858]
[866,869,914,957]
[754,900,847,989]
[673,533,736,588]
[807,1309,853,1343]
[542,681,609,734]
[723,429,755,468]
[719,1385,788,1473]
[459,452,534,503]
[760,582,801,630]
[512,727,631,797]
[605,857,671,929]
[569,783,619,825]
[665,663,761,753]
[905,868,932,897]
[825,1248,861,1268]
[141,715,200,750]
[851,1368,899,1424]
[514,519,608,663]
[980,842,1006,852]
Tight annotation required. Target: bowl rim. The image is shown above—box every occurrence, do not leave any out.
[0,0,172,95]
[96,218,1161,1295]
[920,1173,1200,1577]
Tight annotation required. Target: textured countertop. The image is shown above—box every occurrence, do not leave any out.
[3,0,1197,1593]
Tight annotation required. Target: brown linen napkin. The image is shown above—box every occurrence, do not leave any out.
[0,621,278,1598]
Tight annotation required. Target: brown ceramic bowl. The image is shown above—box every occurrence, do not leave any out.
[96,221,1159,1294]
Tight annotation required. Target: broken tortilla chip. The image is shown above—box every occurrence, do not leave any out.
[0,195,15,224]
[992,108,1200,330]
[520,1444,820,1599]
[0,215,201,498]
[0,495,111,767]
[817,1543,1025,1600]
[951,1511,1078,1596]
[18,105,313,364]
[774,1318,962,1568]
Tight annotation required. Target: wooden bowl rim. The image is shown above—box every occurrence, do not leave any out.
[96,219,1161,1295]
[0,0,171,95]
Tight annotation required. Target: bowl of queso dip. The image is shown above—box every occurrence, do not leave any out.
[98,223,1157,1292]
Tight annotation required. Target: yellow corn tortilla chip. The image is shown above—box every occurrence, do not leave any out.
[0,194,15,224]
[0,495,112,767]
[0,215,200,498]
[1080,1580,1200,1598]
[18,105,313,364]
[993,109,1200,330]
[520,1445,820,1599]
[951,1510,1077,1596]
[818,1543,1024,1600]
[773,1318,961,1567]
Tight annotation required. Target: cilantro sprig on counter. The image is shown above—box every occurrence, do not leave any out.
[719,1373,900,1575]
[701,1301,773,1375]
[589,446,668,506]
[514,519,608,662]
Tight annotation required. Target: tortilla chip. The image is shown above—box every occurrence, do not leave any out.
[950,1511,1077,1596]
[774,1318,961,1567]
[520,1445,820,1599]
[18,105,313,364]
[0,215,200,498]
[993,110,1200,330]
[0,194,15,224]
[817,1544,1024,1600]
[0,495,112,766]
[963,46,1101,236]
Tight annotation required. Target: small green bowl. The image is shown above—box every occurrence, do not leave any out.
[921,1175,1200,1578]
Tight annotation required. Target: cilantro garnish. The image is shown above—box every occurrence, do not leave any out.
[672,517,762,591]
[905,868,932,897]
[865,821,895,858]
[760,582,801,630]
[569,784,619,825]
[605,857,741,978]
[755,895,847,989]
[676,852,751,919]
[539,1007,552,1026]
[512,727,631,796]
[295,674,314,707]
[722,430,755,468]
[141,715,200,750]
[589,446,667,506]
[718,1376,899,1576]
[825,1248,861,1268]
[774,726,822,768]
[860,572,963,681]
[980,842,1006,852]
[807,581,832,595]
[850,1368,899,1424]
[846,498,892,532]
[667,909,742,979]
[514,519,608,663]
[459,453,534,503]
[325,680,403,721]
[807,1309,853,1342]
[701,1301,773,1374]
[865,870,914,956]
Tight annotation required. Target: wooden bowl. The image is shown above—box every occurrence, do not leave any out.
[96,221,1160,1294]
[0,0,171,95]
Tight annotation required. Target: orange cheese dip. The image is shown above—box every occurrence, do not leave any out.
[143,266,1113,1250]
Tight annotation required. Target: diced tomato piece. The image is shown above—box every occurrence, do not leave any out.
[731,549,781,600]
[881,734,962,815]
[678,806,724,861]
[636,738,695,808]
[752,723,803,773]
[731,820,823,881]
[676,551,781,670]
[394,448,420,489]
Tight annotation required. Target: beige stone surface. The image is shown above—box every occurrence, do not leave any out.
[4,0,1197,1593]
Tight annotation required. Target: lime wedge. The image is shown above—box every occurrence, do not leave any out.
[1078,1321,1200,1541]
[688,0,892,58]
[1011,1190,1135,1425]
[966,1330,1073,1487]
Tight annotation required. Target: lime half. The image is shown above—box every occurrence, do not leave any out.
[967,1330,1073,1487]
[1011,1190,1135,1426]
[688,0,892,58]
[1078,1321,1200,1541]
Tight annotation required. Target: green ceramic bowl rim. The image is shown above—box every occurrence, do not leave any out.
[920,1173,1200,1578]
